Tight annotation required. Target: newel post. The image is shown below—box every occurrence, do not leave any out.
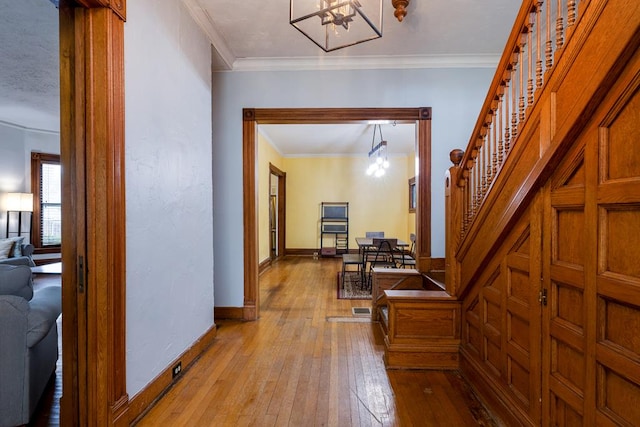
[445,149,464,297]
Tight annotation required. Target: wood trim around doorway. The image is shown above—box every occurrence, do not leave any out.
[60,1,128,426]
[242,107,432,321]
[269,163,286,262]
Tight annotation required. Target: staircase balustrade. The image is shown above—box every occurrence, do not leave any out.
[455,0,587,239]
[444,0,593,297]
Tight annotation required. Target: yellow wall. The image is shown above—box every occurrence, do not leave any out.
[258,134,284,263]
[283,155,410,251]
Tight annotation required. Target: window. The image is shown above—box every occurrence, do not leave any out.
[408,176,416,213]
[31,153,61,248]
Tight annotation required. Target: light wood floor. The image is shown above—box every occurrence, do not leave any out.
[135,257,497,426]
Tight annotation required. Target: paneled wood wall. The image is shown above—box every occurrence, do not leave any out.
[451,1,640,425]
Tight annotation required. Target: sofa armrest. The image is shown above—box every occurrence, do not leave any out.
[26,286,61,348]
[21,244,34,257]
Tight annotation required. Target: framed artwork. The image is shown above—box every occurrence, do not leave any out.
[408,176,416,213]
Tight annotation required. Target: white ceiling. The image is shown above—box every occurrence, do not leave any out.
[0,0,59,132]
[0,0,520,154]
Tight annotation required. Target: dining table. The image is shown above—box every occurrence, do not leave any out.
[354,237,410,283]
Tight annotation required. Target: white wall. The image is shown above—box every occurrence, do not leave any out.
[211,67,493,307]
[124,0,213,397]
[0,122,59,238]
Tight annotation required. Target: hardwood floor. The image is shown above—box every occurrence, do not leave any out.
[136,257,498,426]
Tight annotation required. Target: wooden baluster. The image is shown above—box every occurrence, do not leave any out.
[505,75,511,154]
[556,0,564,50]
[511,56,518,141]
[485,121,493,186]
[568,0,576,26]
[536,1,543,89]
[519,36,526,123]
[475,146,482,212]
[462,181,467,236]
[491,111,498,179]
[546,0,553,70]
[481,133,490,196]
[498,91,504,166]
[468,160,473,222]
[464,180,470,235]
[527,10,534,106]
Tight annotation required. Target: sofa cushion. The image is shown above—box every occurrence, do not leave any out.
[0,239,14,260]
[8,236,24,257]
[26,286,61,347]
[0,264,33,300]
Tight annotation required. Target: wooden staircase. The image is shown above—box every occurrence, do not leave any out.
[372,1,640,425]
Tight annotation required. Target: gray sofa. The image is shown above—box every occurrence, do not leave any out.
[0,241,36,268]
[0,264,61,427]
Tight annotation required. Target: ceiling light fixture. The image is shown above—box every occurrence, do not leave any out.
[290,0,383,52]
[366,124,389,177]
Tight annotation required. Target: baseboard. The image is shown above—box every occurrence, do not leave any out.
[284,248,316,256]
[128,324,217,424]
[258,258,271,275]
[214,306,244,320]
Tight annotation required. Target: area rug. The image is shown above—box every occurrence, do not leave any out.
[337,272,371,300]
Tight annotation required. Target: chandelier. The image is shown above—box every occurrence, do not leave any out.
[366,124,389,177]
[290,0,383,52]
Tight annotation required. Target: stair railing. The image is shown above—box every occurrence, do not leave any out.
[445,0,590,296]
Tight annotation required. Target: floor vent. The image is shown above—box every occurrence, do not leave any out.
[352,307,371,317]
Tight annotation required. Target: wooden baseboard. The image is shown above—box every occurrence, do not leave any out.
[284,248,316,256]
[214,306,244,320]
[258,258,271,275]
[128,324,217,424]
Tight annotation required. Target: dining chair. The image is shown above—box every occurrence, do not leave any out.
[393,233,416,268]
[363,231,385,264]
[365,231,384,238]
[341,253,363,287]
[366,238,398,289]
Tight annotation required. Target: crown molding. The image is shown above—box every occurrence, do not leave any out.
[218,54,501,72]
[0,119,60,135]
[182,0,236,70]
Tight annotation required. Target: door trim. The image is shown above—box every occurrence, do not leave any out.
[242,107,432,320]
[60,1,128,425]
[269,163,286,260]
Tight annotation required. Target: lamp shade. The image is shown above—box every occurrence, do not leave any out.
[290,0,383,52]
[5,193,34,212]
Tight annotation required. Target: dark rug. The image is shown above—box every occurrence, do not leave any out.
[337,271,371,300]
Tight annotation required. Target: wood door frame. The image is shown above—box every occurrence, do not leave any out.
[60,1,128,425]
[269,163,286,260]
[243,108,432,320]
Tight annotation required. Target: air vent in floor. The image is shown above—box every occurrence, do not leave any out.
[352,307,371,317]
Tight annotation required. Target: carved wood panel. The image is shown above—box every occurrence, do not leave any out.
[594,71,640,426]
[545,141,588,426]
[461,199,542,423]
[543,47,640,426]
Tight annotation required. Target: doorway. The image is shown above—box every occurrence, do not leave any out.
[269,163,286,262]
[242,107,432,320]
